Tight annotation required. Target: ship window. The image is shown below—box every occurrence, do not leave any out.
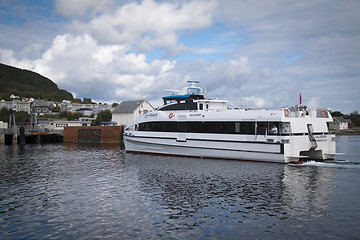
[202,122,220,133]
[187,122,203,133]
[256,122,267,135]
[159,102,197,111]
[136,121,258,135]
[199,103,203,110]
[187,87,201,95]
[279,122,291,134]
[240,122,255,135]
[222,122,235,134]
[178,122,186,132]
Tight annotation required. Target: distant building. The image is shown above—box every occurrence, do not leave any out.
[60,102,113,114]
[0,99,31,113]
[0,121,7,129]
[112,100,154,126]
[30,99,51,115]
[10,94,19,99]
[22,97,35,102]
[13,100,31,112]
[38,120,92,131]
[328,117,350,131]
[101,121,117,126]
[75,108,93,116]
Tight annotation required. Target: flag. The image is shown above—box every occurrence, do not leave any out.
[299,92,302,105]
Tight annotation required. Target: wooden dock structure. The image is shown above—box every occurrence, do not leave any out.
[1,128,63,145]
[1,125,124,146]
[63,125,124,144]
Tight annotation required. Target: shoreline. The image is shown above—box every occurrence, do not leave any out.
[334,127,360,135]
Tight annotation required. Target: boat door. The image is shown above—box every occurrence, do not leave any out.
[177,115,187,142]
[255,122,267,141]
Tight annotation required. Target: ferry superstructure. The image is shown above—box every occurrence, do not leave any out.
[123,81,336,163]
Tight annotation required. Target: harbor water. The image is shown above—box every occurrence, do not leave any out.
[0,136,359,239]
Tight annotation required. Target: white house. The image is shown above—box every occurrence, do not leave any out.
[0,99,31,113]
[328,117,349,131]
[75,108,93,116]
[0,121,7,129]
[38,120,92,131]
[112,100,154,126]
[60,102,113,114]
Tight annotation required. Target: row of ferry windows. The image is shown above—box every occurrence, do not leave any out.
[135,121,286,135]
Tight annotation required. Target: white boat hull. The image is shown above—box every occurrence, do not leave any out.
[124,132,336,163]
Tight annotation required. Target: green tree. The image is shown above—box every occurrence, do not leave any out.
[15,111,30,122]
[0,63,73,101]
[59,111,70,120]
[68,112,83,121]
[94,110,112,125]
[58,111,83,121]
[52,106,61,112]
[331,111,344,117]
[349,110,360,127]
[0,108,14,122]
[83,98,93,104]
[0,109,29,123]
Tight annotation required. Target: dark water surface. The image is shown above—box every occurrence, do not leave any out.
[1,136,359,239]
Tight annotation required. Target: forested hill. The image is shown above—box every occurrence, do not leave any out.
[0,63,73,101]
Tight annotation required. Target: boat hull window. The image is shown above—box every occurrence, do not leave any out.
[134,121,261,135]
[159,102,198,111]
[256,122,267,135]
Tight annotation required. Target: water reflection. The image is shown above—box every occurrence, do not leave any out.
[0,144,126,239]
[0,144,341,239]
[282,165,335,215]
[125,153,336,226]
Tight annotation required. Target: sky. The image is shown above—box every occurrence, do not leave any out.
[0,0,359,114]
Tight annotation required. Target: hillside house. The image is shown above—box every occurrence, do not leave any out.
[0,121,7,129]
[61,102,113,114]
[75,108,93,116]
[328,117,350,131]
[30,99,51,115]
[0,100,31,113]
[112,100,154,126]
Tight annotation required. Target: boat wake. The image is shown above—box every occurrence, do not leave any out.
[292,160,360,169]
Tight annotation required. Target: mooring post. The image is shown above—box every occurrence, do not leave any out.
[19,126,25,145]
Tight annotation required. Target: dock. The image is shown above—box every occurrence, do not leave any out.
[63,125,124,144]
[1,127,63,145]
[1,125,125,146]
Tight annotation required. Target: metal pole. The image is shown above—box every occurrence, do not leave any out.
[8,113,12,129]
[12,113,16,127]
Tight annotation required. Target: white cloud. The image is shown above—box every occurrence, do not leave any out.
[307,97,321,109]
[68,0,217,54]
[0,48,33,69]
[55,0,115,19]
[243,96,266,108]
[0,33,177,102]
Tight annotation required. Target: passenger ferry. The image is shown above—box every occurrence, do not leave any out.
[123,81,336,163]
